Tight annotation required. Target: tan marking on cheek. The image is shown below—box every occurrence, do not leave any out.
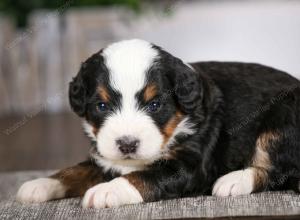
[161,111,183,148]
[93,126,99,136]
[87,121,99,137]
[98,86,110,102]
[252,131,281,190]
[123,172,153,202]
[144,84,157,102]
[162,146,182,160]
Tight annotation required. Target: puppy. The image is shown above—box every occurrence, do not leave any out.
[17,39,300,208]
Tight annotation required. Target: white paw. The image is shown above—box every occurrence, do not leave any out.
[82,177,143,208]
[212,169,254,197]
[16,178,65,203]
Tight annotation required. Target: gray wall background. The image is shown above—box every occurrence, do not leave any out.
[133,0,300,76]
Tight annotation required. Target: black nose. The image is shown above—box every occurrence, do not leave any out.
[116,136,140,154]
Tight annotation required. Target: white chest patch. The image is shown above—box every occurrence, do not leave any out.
[94,157,146,175]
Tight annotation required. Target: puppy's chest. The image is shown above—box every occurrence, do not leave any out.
[94,157,146,175]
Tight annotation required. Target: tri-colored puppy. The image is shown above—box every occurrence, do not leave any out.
[17,39,300,208]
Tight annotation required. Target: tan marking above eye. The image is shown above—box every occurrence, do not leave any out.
[143,84,157,102]
[98,86,110,102]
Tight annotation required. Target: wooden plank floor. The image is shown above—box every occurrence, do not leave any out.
[0,113,89,171]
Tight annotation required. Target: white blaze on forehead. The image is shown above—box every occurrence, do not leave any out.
[96,39,163,163]
[102,39,158,111]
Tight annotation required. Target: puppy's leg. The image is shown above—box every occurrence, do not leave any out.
[213,125,300,196]
[82,177,143,208]
[213,129,281,197]
[81,162,191,208]
[213,88,300,197]
[212,167,267,196]
[16,178,66,203]
[17,160,114,203]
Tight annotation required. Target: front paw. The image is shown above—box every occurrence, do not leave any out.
[16,178,65,203]
[82,177,143,208]
[212,169,254,197]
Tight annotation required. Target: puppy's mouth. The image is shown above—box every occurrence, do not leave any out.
[89,146,160,166]
[89,146,136,161]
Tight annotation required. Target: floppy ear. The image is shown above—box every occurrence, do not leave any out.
[160,51,204,117]
[154,45,203,115]
[69,70,87,117]
[172,59,203,114]
[69,51,106,117]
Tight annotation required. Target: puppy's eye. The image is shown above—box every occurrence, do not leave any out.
[97,102,107,112]
[147,101,161,112]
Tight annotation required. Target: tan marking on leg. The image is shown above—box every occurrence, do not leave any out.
[143,84,157,102]
[123,172,153,202]
[252,131,281,191]
[51,161,106,197]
